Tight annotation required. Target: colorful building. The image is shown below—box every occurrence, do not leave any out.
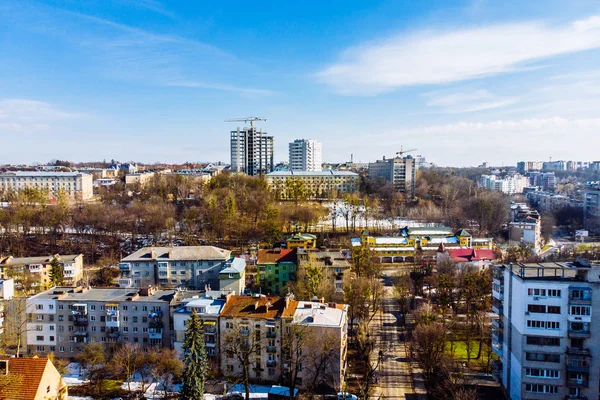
[257,249,298,294]
[286,233,317,249]
[353,227,494,263]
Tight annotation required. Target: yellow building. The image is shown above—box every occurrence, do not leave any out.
[353,228,493,263]
[266,170,359,199]
[286,233,317,249]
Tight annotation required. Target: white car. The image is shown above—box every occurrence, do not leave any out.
[338,392,358,400]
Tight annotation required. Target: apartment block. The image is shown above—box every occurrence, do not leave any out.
[296,248,352,294]
[0,254,84,289]
[289,139,322,172]
[173,292,229,360]
[231,127,274,176]
[0,171,93,201]
[368,155,416,197]
[118,246,234,289]
[257,249,298,294]
[509,203,542,250]
[266,170,359,199]
[480,174,529,195]
[26,286,176,358]
[492,261,600,399]
[584,182,600,235]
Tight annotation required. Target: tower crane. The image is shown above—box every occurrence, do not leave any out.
[224,117,267,129]
[396,146,417,158]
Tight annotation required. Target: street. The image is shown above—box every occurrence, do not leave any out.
[372,280,427,399]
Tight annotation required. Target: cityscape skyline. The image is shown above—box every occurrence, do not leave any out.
[2,1,600,166]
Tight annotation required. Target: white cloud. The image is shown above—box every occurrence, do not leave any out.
[424,89,516,113]
[318,15,600,95]
[349,117,600,166]
[0,99,79,133]
[167,81,277,96]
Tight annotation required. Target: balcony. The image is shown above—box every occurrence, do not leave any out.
[266,331,276,339]
[491,318,502,330]
[491,300,503,315]
[148,310,163,318]
[568,327,591,338]
[567,347,591,356]
[107,329,120,338]
[119,263,132,271]
[564,395,588,400]
[267,346,277,354]
[149,320,163,329]
[74,315,89,326]
[266,360,277,367]
[106,317,120,328]
[74,329,88,336]
[491,360,502,382]
[566,380,589,388]
[569,289,592,305]
[566,363,590,374]
[148,328,163,339]
[491,342,502,357]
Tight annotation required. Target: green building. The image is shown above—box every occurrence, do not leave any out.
[256,248,297,294]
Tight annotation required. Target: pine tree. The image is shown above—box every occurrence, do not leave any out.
[48,256,64,287]
[181,309,208,400]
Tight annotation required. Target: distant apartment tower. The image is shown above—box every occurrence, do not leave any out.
[517,161,543,174]
[480,174,529,195]
[230,126,274,176]
[492,261,600,400]
[289,139,322,171]
[584,182,600,234]
[368,155,416,197]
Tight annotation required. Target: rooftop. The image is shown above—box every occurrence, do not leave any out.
[266,170,359,177]
[31,287,176,303]
[219,257,246,274]
[499,260,600,281]
[175,296,226,315]
[0,171,90,177]
[0,357,66,400]
[220,295,298,319]
[293,301,348,328]
[0,254,81,266]
[122,246,231,261]
[257,248,297,264]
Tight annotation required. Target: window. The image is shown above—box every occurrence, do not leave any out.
[547,306,561,314]
[527,304,546,313]
[59,346,64,352]
[49,336,55,341]
[91,326,96,332]
[58,315,63,321]
[525,352,560,363]
[524,384,558,394]
[547,289,561,297]
[69,347,74,352]
[36,315,44,321]
[90,305,95,311]
[526,336,560,346]
[90,316,96,321]
[122,305,128,311]
[133,327,138,333]
[123,316,128,322]
[58,326,64,332]
[123,327,129,332]
[36,346,44,352]
[36,325,43,331]
[36,336,44,341]
[570,306,591,316]
[142,306,147,312]
[58,305,63,310]
[527,320,559,330]
[133,317,138,323]
[36,304,43,310]
[49,326,54,331]
[48,304,54,310]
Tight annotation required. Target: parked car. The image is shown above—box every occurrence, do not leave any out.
[338,392,358,400]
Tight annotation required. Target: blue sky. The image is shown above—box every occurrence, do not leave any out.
[2,0,600,166]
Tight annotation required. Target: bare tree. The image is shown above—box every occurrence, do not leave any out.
[1,297,31,357]
[150,348,184,400]
[305,331,340,397]
[222,322,264,400]
[111,343,145,396]
[281,323,313,400]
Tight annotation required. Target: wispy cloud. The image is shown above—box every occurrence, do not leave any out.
[423,89,516,113]
[119,0,175,18]
[0,99,80,133]
[318,15,600,95]
[167,81,277,96]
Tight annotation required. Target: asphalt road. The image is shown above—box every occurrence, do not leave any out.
[372,283,427,399]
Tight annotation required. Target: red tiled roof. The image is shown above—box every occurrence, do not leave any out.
[220,295,298,319]
[446,248,496,262]
[257,249,297,264]
[0,357,50,400]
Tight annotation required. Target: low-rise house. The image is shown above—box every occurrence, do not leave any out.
[437,246,497,270]
[286,233,317,249]
[119,246,232,289]
[0,254,84,289]
[257,249,298,294]
[0,357,68,400]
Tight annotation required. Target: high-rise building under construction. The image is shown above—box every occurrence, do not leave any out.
[230,125,274,176]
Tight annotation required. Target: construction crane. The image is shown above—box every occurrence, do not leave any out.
[396,146,417,158]
[224,117,267,129]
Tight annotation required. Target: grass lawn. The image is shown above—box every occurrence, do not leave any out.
[446,340,480,360]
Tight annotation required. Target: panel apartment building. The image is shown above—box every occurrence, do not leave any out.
[26,286,177,358]
[231,126,274,176]
[0,254,84,289]
[368,155,416,197]
[492,261,600,399]
[584,182,600,235]
[289,139,322,172]
[0,171,93,201]
[118,246,235,289]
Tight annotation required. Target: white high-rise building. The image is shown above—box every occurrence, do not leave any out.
[289,139,322,172]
